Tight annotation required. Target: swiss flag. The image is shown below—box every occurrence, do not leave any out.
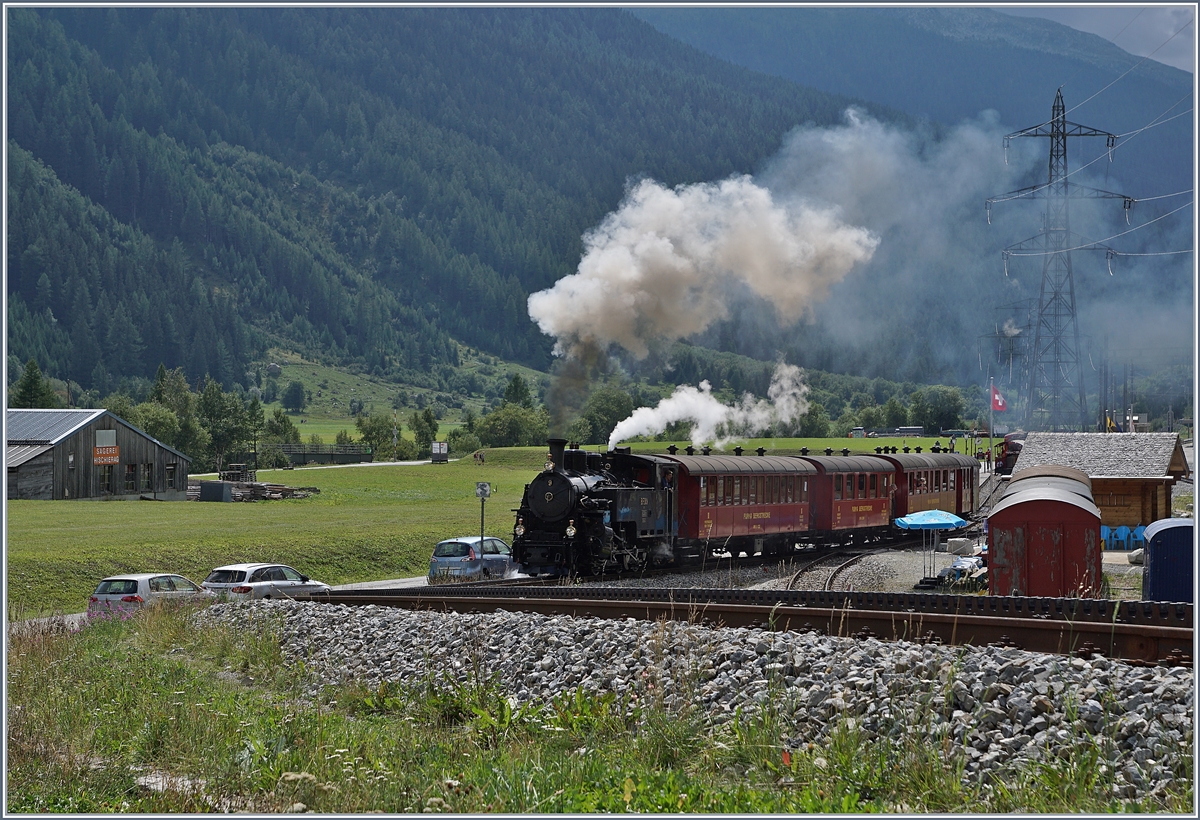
[991,385,1008,412]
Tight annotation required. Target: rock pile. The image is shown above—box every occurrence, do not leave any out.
[197,600,1192,801]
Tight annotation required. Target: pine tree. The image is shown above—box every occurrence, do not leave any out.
[9,358,59,408]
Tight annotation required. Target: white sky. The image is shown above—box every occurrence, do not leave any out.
[995,5,1196,73]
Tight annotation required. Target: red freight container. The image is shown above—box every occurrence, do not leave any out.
[987,476,1102,598]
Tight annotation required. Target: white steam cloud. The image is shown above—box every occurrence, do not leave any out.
[528,175,879,360]
[608,362,810,449]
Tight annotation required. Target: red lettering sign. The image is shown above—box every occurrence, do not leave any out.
[94,445,119,465]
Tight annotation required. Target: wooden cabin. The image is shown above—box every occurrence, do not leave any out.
[6,409,191,501]
[1010,432,1190,528]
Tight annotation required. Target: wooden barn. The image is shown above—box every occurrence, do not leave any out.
[6,409,191,501]
[1010,432,1190,528]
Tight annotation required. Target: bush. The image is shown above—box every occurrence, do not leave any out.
[448,429,482,456]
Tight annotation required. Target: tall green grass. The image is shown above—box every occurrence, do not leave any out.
[7,605,1189,813]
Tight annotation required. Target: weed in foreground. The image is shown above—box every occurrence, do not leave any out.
[8,605,1194,813]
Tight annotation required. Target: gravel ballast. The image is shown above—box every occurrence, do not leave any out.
[197,599,1193,802]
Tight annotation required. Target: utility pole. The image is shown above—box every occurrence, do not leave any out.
[987,89,1133,432]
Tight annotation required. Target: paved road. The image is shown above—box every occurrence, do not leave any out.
[192,458,457,480]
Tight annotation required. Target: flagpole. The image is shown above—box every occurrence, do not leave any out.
[989,376,994,476]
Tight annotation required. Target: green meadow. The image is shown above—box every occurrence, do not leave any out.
[7,448,544,618]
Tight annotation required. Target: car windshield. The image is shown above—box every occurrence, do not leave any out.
[204,569,246,584]
[433,542,471,558]
[95,579,139,595]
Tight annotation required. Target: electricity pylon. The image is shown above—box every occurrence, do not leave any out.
[987,89,1132,431]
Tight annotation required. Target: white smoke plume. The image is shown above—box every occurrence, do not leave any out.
[528,175,879,360]
[607,361,810,449]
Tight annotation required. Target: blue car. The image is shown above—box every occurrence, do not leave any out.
[428,536,515,583]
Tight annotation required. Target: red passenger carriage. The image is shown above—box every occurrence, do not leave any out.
[663,455,817,557]
[797,455,894,544]
[869,452,980,519]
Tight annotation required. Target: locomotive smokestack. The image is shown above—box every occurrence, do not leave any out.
[548,438,567,472]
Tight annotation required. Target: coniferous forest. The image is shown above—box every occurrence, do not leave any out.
[7,7,881,394]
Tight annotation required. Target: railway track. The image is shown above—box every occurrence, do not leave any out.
[822,550,889,592]
[302,585,1193,667]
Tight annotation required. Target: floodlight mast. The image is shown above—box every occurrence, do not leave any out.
[986,89,1131,432]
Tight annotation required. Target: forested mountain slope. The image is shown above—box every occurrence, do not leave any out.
[631,6,1193,199]
[7,7,888,393]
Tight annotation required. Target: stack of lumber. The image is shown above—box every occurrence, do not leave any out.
[186,481,320,501]
[234,481,320,501]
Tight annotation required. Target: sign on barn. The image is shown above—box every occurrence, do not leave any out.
[94,445,119,465]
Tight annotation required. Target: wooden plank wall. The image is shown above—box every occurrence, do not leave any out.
[1091,478,1174,527]
[13,452,54,500]
[54,418,190,501]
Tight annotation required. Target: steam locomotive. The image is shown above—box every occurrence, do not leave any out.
[512,438,980,577]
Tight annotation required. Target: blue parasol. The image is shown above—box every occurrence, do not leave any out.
[894,509,968,530]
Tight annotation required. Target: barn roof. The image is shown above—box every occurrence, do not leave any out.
[6,443,53,468]
[1013,432,1189,481]
[5,408,192,463]
[6,409,107,444]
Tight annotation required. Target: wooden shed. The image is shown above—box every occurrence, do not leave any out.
[6,409,191,501]
[1011,432,1190,528]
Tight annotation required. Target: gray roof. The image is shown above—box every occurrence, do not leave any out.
[663,454,817,475]
[6,443,53,468]
[6,408,191,463]
[990,486,1101,519]
[1013,432,1189,480]
[6,408,106,444]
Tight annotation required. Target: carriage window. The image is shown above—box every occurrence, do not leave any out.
[802,478,809,502]
[771,477,779,504]
[699,477,707,506]
[709,477,717,506]
[869,474,877,497]
[718,477,726,505]
[858,474,866,496]
[950,471,955,491]
[834,474,843,500]
[733,476,742,505]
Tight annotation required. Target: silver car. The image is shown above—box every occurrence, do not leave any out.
[201,563,331,600]
[428,536,515,582]
[88,573,215,618]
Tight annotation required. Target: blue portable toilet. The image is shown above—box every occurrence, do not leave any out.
[1141,518,1194,602]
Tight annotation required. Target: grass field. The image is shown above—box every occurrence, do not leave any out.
[6,438,985,618]
[7,448,546,618]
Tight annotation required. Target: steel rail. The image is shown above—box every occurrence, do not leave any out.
[319,585,1192,628]
[298,590,1191,666]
